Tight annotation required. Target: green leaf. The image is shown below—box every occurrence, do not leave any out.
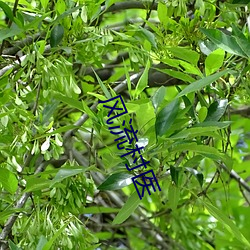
[200,28,247,58]
[170,126,220,139]
[94,70,112,99]
[51,166,86,186]
[36,235,48,250]
[134,59,150,98]
[156,67,195,83]
[157,1,168,24]
[198,106,208,122]
[0,2,14,21]
[205,99,228,122]
[0,209,23,223]
[205,49,225,75]
[53,92,84,112]
[42,223,69,250]
[50,24,64,47]
[168,182,180,210]
[98,172,133,191]
[176,70,231,98]
[185,167,204,187]
[0,168,18,194]
[151,86,166,111]
[155,99,179,137]
[9,241,21,250]
[112,191,141,225]
[138,27,157,48]
[170,166,180,186]
[232,0,250,4]
[168,47,200,65]
[203,201,250,248]
[0,26,23,42]
[24,177,51,192]
[80,206,120,214]
[194,121,231,129]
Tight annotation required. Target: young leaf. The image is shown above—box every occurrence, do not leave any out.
[157,1,168,24]
[134,59,150,98]
[205,49,225,75]
[42,223,69,250]
[155,99,179,137]
[112,191,142,225]
[98,172,133,191]
[50,24,64,47]
[94,70,112,99]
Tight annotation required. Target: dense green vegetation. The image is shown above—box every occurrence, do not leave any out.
[1,0,250,249]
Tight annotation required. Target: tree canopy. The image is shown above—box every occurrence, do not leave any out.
[1,0,250,249]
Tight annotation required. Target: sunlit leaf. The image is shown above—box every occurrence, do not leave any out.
[98,172,133,191]
[0,168,18,194]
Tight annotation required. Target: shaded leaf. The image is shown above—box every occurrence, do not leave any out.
[232,0,250,4]
[185,167,204,187]
[155,99,179,137]
[170,166,180,186]
[205,99,228,122]
[98,172,133,191]
[200,28,247,58]
[50,24,64,47]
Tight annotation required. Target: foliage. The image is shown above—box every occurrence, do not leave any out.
[1,0,250,249]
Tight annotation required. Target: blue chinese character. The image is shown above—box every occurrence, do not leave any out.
[132,170,161,200]
[109,118,138,150]
[125,155,150,171]
[99,95,128,124]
